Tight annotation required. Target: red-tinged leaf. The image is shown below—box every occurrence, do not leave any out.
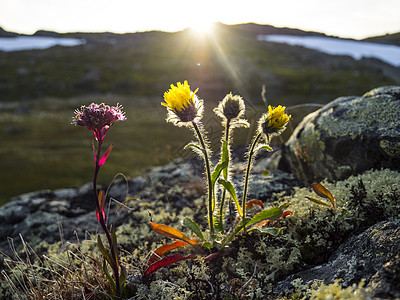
[149,240,188,264]
[280,211,292,218]
[96,190,106,222]
[254,210,292,228]
[92,141,97,163]
[149,223,199,247]
[311,183,336,209]
[245,199,264,210]
[99,144,114,166]
[144,253,195,278]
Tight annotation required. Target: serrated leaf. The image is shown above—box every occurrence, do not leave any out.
[311,183,336,209]
[144,253,196,278]
[182,218,205,241]
[218,179,243,217]
[99,144,113,166]
[149,222,200,248]
[305,196,331,207]
[149,240,188,264]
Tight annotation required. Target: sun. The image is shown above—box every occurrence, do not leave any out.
[189,19,214,35]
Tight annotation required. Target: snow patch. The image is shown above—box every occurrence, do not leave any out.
[0,36,85,51]
[258,35,400,67]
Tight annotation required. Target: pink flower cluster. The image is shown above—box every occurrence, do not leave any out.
[72,103,126,141]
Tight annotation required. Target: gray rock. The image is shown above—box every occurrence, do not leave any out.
[274,221,400,299]
[282,86,400,184]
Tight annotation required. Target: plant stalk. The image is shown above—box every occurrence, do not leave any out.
[93,137,121,297]
[192,122,214,236]
[218,120,231,233]
[241,132,262,233]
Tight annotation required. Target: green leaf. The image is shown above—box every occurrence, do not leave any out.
[213,215,224,233]
[103,259,116,294]
[119,265,127,292]
[184,142,203,153]
[223,217,251,245]
[182,218,205,241]
[97,235,114,268]
[257,144,273,152]
[218,179,243,217]
[305,196,331,207]
[211,160,229,189]
[246,206,285,228]
[248,227,285,236]
[221,140,229,179]
[230,120,250,128]
[111,228,119,269]
[262,170,270,176]
[202,241,211,250]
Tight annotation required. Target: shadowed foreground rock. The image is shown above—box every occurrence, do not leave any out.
[274,220,400,299]
[282,86,400,185]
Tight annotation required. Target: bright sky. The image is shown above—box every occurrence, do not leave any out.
[1,0,400,39]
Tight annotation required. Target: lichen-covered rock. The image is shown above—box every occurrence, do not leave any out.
[282,86,400,184]
[274,220,400,299]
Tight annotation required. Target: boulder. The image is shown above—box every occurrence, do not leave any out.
[274,220,400,299]
[282,86,400,185]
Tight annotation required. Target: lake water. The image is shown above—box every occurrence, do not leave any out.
[0,36,86,51]
[258,35,400,67]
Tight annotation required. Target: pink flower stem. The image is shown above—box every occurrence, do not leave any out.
[93,137,121,297]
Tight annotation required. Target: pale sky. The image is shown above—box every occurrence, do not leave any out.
[1,0,400,39]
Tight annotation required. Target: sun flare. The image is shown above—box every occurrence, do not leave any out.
[189,20,214,34]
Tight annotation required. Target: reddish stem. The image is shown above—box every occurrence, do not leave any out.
[93,136,121,297]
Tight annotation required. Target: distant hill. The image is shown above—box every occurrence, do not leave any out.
[226,22,328,37]
[0,27,18,37]
[0,23,398,105]
[363,32,400,46]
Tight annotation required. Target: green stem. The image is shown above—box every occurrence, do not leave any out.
[219,121,231,233]
[241,132,262,233]
[192,122,214,236]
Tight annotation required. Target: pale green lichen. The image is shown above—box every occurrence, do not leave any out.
[380,139,400,157]
[317,94,400,140]
[2,168,399,299]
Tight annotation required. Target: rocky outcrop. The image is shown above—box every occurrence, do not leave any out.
[274,220,400,299]
[0,156,299,256]
[282,86,400,185]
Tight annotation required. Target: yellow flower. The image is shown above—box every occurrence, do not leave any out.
[258,105,291,139]
[162,81,203,126]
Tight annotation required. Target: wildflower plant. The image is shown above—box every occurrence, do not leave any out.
[72,103,127,297]
[145,81,292,278]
